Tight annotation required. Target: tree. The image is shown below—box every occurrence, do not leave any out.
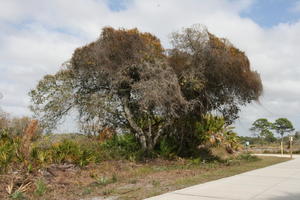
[30,27,186,152]
[166,25,262,154]
[0,111,10,129]
[168,25,262,124]
[29,25,263,153]
[272,118,294,155]
[250,118,274,143]
[272,118,294,139]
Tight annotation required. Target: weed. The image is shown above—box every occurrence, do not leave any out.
[97,176,110,186]
[112,173,118,183]
[238,153,260,162]
[82,187,92,195]
[152,180,160,187]
[96,174,118,186]
[102,189,114,195]
[10,191,25,200]
[34,178,47,196]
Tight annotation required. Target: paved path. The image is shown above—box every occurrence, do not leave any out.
[146,154,300,200]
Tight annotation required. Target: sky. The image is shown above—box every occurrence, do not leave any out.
[0,0,300,136]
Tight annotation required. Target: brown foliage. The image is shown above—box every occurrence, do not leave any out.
[30,25,263,152]
[98,127,115,143]
[21,120,38,160]
[169,25,262,122]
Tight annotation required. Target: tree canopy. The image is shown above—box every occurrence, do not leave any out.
[272,118,294,138]
[250,118,275,143]
[29,25,263,152]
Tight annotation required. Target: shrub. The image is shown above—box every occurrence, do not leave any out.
[31,139,98,167]
[156,114,241,159]
[0,129,20,172]
[100,133,142,160]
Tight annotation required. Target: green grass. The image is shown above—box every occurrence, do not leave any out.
[119,156,290,199]
[34,178,47,196]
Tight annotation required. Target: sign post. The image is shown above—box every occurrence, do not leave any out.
[281,141,283,156]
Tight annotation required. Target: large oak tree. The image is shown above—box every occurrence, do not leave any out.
[29,25,262,152]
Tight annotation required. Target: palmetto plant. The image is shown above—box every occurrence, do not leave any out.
[0,129,21,172]
[196,114,240,153]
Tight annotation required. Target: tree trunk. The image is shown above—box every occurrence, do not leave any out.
[121,97,170,153]
[122,97,147,150]
[281,136,284,156]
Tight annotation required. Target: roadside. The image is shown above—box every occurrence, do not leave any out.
[0,155,288,200]
[147,155,298,200]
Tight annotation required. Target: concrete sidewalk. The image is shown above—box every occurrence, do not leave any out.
[146,154,300,200]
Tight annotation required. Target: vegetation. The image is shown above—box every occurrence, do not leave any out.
[249,118,295,144]
[272,118,294,140]
[0,25,268,199]
[29,25,262,153]
[250,118,276,143]
[0,154,289,200]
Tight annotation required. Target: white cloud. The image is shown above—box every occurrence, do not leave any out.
[0,0,299,135]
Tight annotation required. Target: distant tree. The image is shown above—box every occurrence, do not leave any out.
[0,111,10,129]
[272,118,294,154]
[250,118,274,143]
[272,118,294,139]
[10,116,33,136]
[295,131,300,140]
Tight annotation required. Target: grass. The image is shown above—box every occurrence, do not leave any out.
[121,156,290,199]
[0,131,291,199]
[34,178,47,196]
[0,155,289,199]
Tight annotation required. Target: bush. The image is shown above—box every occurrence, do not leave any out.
[100,133,142,160]
[0,129,20,172]
[155,114,241,159]
[31,139,98,167]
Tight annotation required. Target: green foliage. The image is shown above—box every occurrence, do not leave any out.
[34,178,47,196]
[157,137,176,159]
[101,133,142,160]
[250,118,273,139]
[10,191,25,200]
[195,115,240,152]
[272,118,294,138]
[237,153,259,162]
[31,139,98,167]
[0,129,20,172]
[195,115,226,144]
[155,115,240,159]
[96,174,118,186]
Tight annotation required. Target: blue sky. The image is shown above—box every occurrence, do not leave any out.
[241,0,300,27]
[107,0,130,11]
[0,0,300,135]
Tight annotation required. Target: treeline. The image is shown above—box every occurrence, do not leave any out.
[248,118,296,144]
[0,111,43,137]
